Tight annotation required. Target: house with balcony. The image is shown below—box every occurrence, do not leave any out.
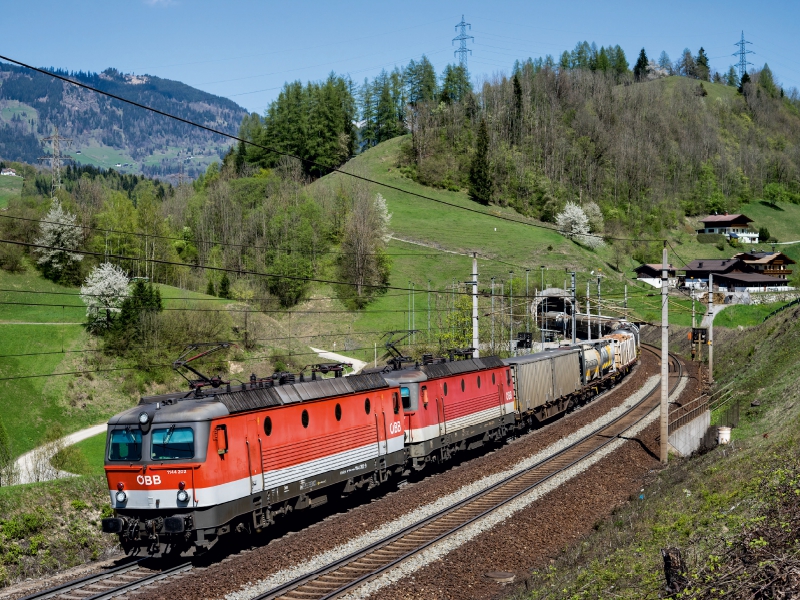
[733,251,795,279]
[697,214,759,244]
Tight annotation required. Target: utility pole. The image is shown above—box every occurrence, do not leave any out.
[427,280,431,343]
[452,15,474,68]
[570,271,577,345]
[412,282,415,345]
[509,271,514,355]
[39,126,73,197]
[539,288,544,349]
[660,243,669,464]
[733,31,754,80]
[472,252,479,357]
[586,280,591,342]
[525,269,530,334]
[491,277,495,353]
[596,274,602,339]
[624,284,628,315]
[708,274,714,384]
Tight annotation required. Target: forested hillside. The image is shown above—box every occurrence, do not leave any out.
[240,44,800,263]
[0,62,248,178]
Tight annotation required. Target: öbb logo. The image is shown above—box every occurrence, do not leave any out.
[388,421,402,435]
[136,475,162,485]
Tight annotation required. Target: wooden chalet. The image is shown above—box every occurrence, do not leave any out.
[697,214,758,244]
[733,251,795,278]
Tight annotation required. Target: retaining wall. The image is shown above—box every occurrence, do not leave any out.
[668,410,711,457]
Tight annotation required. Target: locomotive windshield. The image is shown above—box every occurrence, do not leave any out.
[108,428,142,461]
[151,426,195,460]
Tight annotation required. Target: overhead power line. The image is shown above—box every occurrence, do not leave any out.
[0,53,662,244]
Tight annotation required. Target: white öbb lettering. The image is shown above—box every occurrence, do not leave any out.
[388,421,402,435]
[136,475,162,486]
[505,391,513,401]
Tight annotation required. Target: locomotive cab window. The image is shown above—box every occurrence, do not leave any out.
[108,428,142,461]
[392,392,400,415]
[401,387,412,410]
[151,426,194,461]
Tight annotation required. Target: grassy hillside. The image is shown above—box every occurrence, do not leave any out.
[0,269,233,458]
[518,308,800,599]
[0,175,22,208]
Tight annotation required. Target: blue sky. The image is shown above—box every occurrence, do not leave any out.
[3,0,799,113]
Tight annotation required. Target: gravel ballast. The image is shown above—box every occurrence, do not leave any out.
[340,376,688,600]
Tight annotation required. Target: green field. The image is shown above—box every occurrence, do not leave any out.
[69,432,107,476]
[0,175,23,208]
[0,271,227,457]
[0,101,38,129]
[69,145,135,171]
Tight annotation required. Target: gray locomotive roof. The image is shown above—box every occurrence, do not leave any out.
[109,399,230,426]
[420,356,505,379]
[125,373,390,421]
[215,372,389,413]
[503,347,581,366]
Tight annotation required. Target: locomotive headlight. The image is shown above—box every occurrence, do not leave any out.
[138,411,150,425]
[115,490,127,504]
[177,489,190,503]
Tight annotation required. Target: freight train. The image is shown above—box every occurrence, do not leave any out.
[101,326,638,556]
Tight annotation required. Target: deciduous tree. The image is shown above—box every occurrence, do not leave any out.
[34,197,83,283]
[80,262,130,331]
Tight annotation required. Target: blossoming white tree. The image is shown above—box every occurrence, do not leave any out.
[555,202,604,249]
[34,198,83,281]
[80,262,130,330]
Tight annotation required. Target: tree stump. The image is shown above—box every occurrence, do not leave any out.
[661,547,687,594]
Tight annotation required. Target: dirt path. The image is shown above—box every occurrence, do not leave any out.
[309,347,367,374]
[13,423,107,485]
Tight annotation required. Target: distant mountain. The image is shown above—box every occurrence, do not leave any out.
[0,63,249,179]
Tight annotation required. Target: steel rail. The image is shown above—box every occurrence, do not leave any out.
[82,562,193,600]
[255,346,682,600]
[17,558,146,600]
[17,559,192,600]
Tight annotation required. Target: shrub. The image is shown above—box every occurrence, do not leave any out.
[696,233,726,244]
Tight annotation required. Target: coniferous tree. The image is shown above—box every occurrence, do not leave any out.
[206,279,216,297]
[468,119,493,205]
[658,51,671,72]
[440,64,471,104]
[633,48,649,81]
[738,71,751,94]
[726,66,739,87]
[612,46,629,77]
[696,47,710,81]
[219,272,231,299]
[596,47,611,73]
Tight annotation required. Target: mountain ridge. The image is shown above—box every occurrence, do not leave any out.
[0,62,249,179]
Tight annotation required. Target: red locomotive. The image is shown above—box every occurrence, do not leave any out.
[102,329,637,555]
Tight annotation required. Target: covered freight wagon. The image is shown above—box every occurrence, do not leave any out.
[504,348,583,422]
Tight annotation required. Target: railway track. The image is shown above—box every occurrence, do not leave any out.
[18,559,192,600]
[254,346,682,600]
[24,347,679,600]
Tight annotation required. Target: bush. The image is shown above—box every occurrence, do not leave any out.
[0,244,25,273]
[696,233,726,244]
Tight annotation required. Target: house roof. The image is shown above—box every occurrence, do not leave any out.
[634,263,676,274]
[714,272,788,285]
[700,213,753,225]
[683,258,745,273]
[733,251,796,265]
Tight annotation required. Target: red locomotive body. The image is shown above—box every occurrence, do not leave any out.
[102,331,638,555]
[103,373,405,554]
